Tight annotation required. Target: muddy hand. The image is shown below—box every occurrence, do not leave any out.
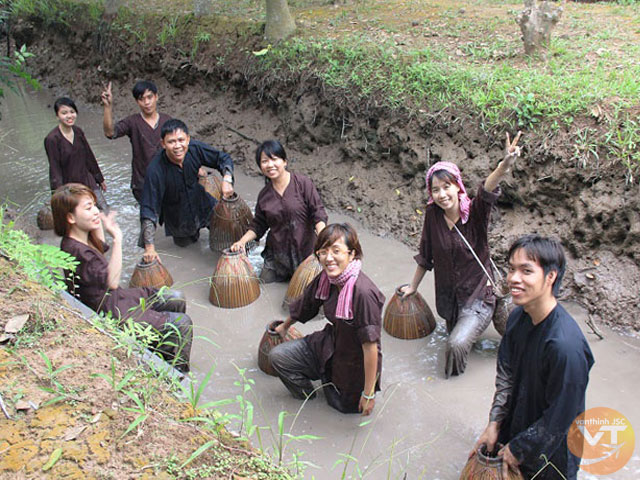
[143,245,161,264]
[498,444,520,478]
[274,322,288,339]
[470,421,499,459]
[230,241,245,253]
[359,395,375,416]
[399,284,416,298]
[101,81,113,107]
[221,180,234,199]
[505,131,522,155]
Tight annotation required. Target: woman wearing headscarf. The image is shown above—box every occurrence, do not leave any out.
[401,133,522,378]
[270,223,385,415]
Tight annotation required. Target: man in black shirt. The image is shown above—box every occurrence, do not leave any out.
[472,235,594,479]
[139,119,234,262]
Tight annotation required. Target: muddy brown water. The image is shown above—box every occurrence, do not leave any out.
[1,88,638,479]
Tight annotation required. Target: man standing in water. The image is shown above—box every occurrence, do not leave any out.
[139,119,234,262]
[101,80,171,202]
[472,235,594,479]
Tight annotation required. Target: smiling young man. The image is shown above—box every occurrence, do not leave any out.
[472,235,594,479]
[101,80,171,202]
[139,119,234,262]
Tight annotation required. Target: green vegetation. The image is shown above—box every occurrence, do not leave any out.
[0,206,77,291]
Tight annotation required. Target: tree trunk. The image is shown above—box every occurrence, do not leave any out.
[193,0,212,17]
[265,0,296,42]
[517,0,563,57]
[104,0,122,16]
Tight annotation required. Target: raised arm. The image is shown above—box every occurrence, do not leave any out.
[101,211,123,289]
[101,82,115,138]
[484,131,522,192]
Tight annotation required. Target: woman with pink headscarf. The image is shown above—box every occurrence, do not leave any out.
[401,133,521,378]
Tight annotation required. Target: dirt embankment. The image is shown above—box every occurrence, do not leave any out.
[9,13,640,331]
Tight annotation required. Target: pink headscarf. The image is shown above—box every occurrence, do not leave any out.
[425,161,471,224]
[315,259,362,320]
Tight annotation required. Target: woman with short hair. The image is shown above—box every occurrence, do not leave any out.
[231,140,327,283]
[45,97,108,210]
[270,223,384,415]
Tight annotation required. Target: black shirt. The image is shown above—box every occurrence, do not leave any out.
[497,304,594,479]
[140,139,234,238]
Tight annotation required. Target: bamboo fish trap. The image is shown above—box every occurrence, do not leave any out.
[258,320,303,376]
[198,170,222,200]
[209,249,260,308]
[129,258,174,289]
[460,445,525,480]
[37,203,54,230]
[383,285,436,339]
[209,193,254,253]
[282,254,322,311]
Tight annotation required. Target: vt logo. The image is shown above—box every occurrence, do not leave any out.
[567,407,634,475]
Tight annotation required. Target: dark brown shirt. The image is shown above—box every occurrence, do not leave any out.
[250,172,328,276]
[414,184,499,329]
[44,126,104,191]
[61,237,168,330]
[111,113,171,201]
[290,272,385,406]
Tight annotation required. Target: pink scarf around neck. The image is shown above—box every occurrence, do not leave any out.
[315,259,362,320]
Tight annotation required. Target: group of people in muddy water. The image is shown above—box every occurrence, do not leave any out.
[45,80,594,479]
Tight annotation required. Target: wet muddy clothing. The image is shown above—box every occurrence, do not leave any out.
[139,139,234,243]
[491,304,594,479]
[61,237,170,330]
[249,172,328,281]
[60,236,192,369]
[276,272,384,412]
[414,184,500,331]
[45,126,104,192]
[109,112,171,202]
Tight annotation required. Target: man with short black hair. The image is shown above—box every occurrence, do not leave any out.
[139,119,234,262]
[101,80,171,202]
[471,235,594,479]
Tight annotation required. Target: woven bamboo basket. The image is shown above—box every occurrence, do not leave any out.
[209,249,260,308]
[258,320,303,376]
[383,285,436,339]
[129,258,174,289]
[282,254,322,310]
[37,203,54,230]
[209,193,254,253]
[198,171,222,200]
[460,445,525,480]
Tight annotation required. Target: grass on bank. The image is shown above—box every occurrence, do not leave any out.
[5,0,640,178]
[0,208,299,478]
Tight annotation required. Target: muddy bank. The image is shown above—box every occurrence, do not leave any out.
[7,13,639,330]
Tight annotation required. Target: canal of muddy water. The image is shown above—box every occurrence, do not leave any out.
[1,87,638,479]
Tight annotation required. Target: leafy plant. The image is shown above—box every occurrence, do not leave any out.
[21,350,76,406]
[157,15,179,47]
[0,205,78,291]
[91,356,136,393]
[191,30,211,59]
